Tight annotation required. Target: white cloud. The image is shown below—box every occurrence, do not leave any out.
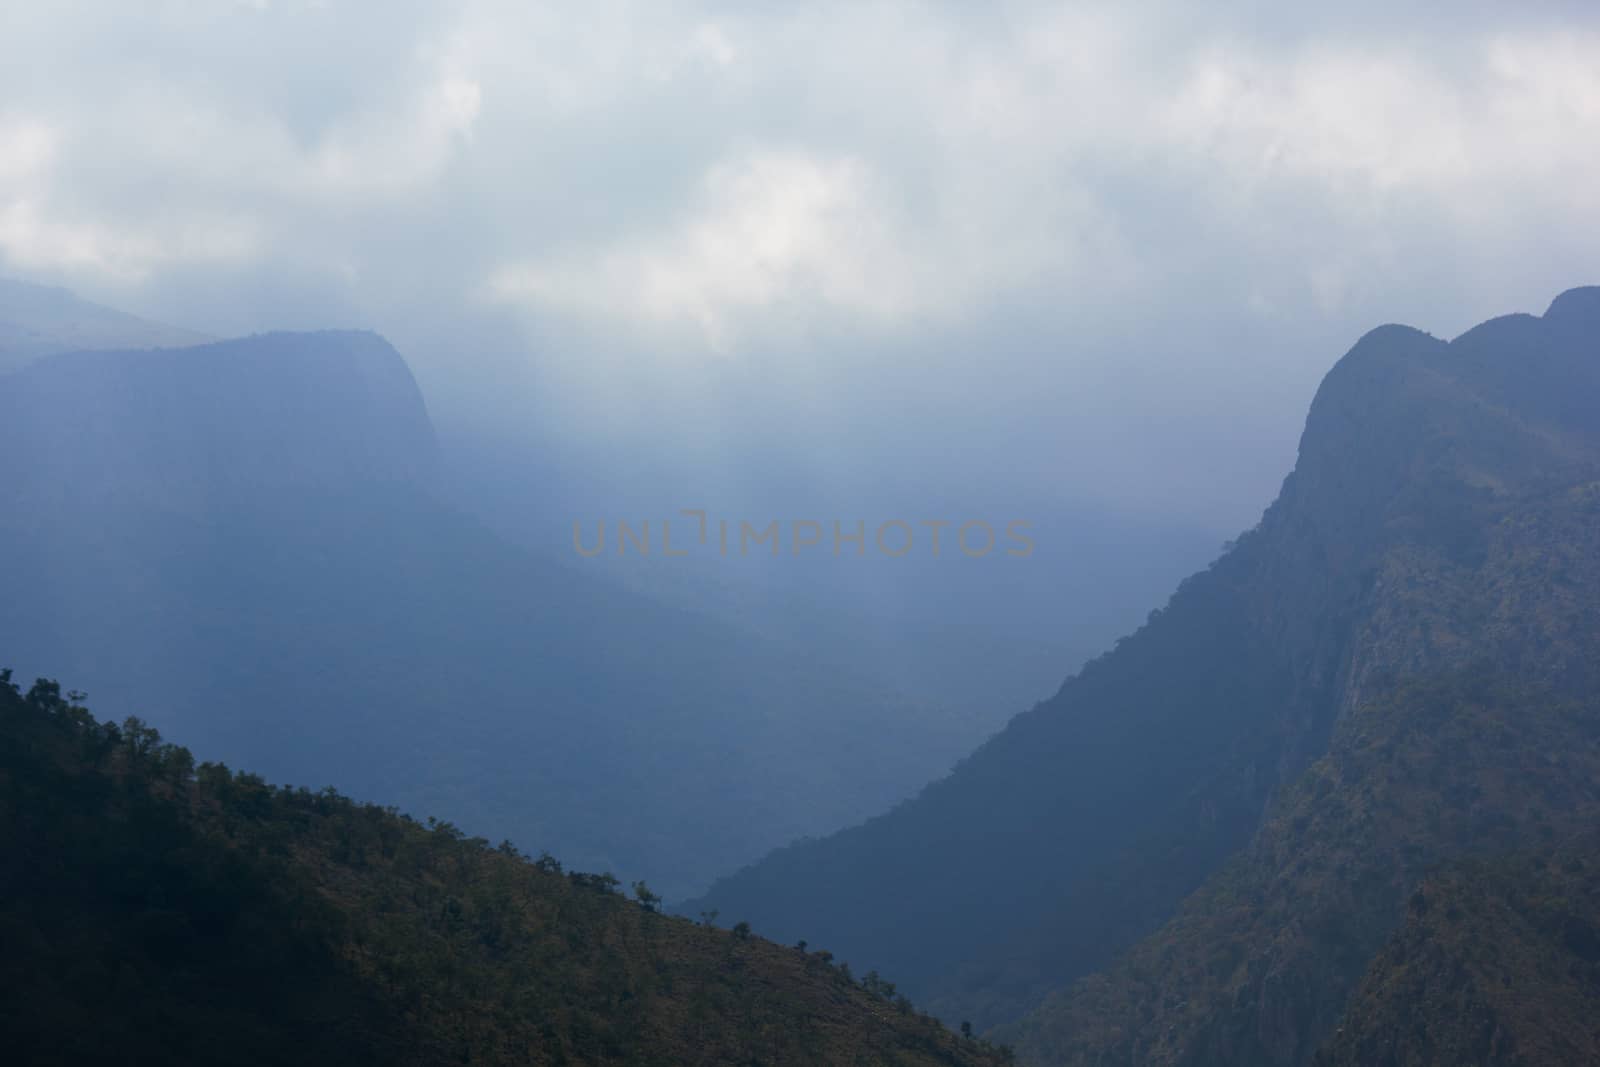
[491,150,911,351]
[2,1,1598,523]
[1162,30,1600,196]
[296,75,482,197]
[0,117,58,182]
[2,3,1599,477]
[0,5,481,280]
[485,144,1086,353]
[7,2,1596,314]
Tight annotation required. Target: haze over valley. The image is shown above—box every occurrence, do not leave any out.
[4,4,1600,1065]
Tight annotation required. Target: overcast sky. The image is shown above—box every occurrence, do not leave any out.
[3,1,1598,532]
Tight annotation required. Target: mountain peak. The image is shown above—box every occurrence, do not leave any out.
[1544,284,1600,325]
[1292,289,1600,530]
[688,288,1600,1042]
[0,329,438,503]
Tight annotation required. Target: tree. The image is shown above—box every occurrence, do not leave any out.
[631,880,661,912]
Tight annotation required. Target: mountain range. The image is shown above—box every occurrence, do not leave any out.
[688,287,1600,1063]
[0,279,1217,903]
[0,326,1001,900]
[4,281,1598,1064]
[0,277,208,374]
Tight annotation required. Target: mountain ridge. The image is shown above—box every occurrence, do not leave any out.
[1,329,439,500]
[0,328,1001,901]
[0,276,210,373]
[685,287,1600,1045]
[0,672,1012,1067]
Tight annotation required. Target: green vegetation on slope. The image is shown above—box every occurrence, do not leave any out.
[1003,670,1600,1065]
[690,288,1600,1051]
[1316,837,1600,1066]
[0,671,1009,1067]
[1000,292,1600,1065]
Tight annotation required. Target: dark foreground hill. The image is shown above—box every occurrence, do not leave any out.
[687,287,1600,1060]
[0,673,1009,1067]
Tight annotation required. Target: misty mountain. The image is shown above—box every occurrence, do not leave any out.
[0,329,1003,900]
[442,429,1218,726]
[0,277,209,374]
[684,287,1600,1056]
[0,675,1011,1067]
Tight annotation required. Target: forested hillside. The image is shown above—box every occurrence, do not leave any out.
[1006,669,1600,1064]
[1313,835,1600,1067]
[0,672,1008,1066]
[688,288,1600,1055]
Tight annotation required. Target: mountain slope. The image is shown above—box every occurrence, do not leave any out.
[0,276,209,372]
[1006,669,1600,1064]
[685,288,1600,1037]
[1314,836,1600,1067]
[0,330,988,900]
[1001,288,1600,1064]
[0,673,1009,1067]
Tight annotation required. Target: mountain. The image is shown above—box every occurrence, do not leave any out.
[0,276,209,373]
[443,427,1219,725]
[0,673,1011,1067]
[0,330,994,900]
[685,287,1600,1054]
[1005,669,1600,1064]
[1314,834,1600,1067]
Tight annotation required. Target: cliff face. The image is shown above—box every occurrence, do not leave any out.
[687,289,1600,1039]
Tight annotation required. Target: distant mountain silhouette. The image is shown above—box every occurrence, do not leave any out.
[2,330,436,495]
[0,329,991,900]
[0,276,209,372]
[686,288,1600,1062]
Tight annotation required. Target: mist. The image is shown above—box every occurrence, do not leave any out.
[8,3,1600,1064]
[4,1,1598,541]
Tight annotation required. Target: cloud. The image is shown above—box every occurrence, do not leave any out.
[3,1,1599,523]
[486,145,1083,353]
[490,150,899,351]
[1161,29,1600,198]
[0,116,57,182]
[0,2,478,279]
[294,75,482,198]
[465,6,1600,352]
[7,4,1596,308]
